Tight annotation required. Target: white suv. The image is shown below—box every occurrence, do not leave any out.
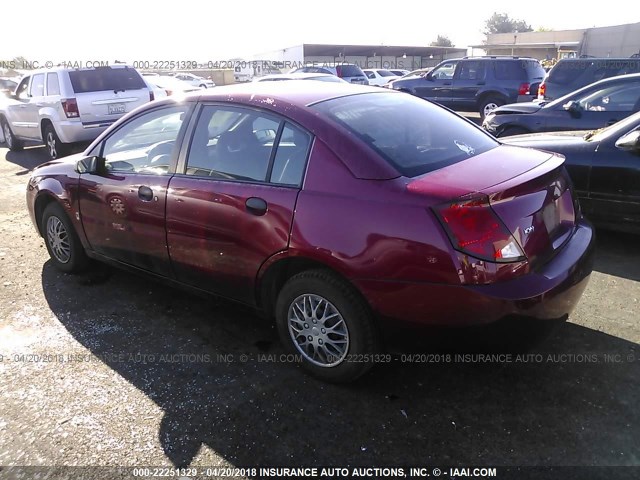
[0,65,153,159]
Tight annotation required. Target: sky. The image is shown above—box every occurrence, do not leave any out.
[3,0,639,63]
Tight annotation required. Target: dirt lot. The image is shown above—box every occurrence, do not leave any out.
[0,143,639,477]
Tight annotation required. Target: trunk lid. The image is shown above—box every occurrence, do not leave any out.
[409,145,576,266]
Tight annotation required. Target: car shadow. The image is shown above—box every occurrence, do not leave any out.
[4,146,50,173]
[40,261,639,468]
[3,143,88,174]
[592,228,640,282]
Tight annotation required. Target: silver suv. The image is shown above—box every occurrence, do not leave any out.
[0,65,152,159]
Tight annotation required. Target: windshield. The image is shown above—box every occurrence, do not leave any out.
[312,92,498,177]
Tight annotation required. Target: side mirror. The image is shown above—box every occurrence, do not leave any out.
[425,72,434,81]
[615,130,640,151]
[563,100,582,117]
[76,156,106,174]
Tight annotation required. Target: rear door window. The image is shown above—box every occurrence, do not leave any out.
[46,73,60,96]
[29,74,45,97]
[456,61,486,81]
[185,105,280,182]
[69,67,147,93]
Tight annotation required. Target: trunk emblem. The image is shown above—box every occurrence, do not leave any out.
[524,226,535,235]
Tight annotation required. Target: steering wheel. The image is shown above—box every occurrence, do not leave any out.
[146,140,175,164]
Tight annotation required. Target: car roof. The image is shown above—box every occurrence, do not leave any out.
[185,80,383,107]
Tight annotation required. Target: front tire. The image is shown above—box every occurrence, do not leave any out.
[276,269,379,383]
[1,117,24,151]
[42,202,88,273]
[44,124,70,160]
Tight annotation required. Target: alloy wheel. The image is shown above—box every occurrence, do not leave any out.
[46,216,71,264]
[288,294,350,367]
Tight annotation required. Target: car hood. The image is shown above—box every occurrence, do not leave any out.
[501,131,589,149]
[491,102,542,115]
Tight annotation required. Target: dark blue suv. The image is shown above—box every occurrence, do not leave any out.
[390,56,546,119]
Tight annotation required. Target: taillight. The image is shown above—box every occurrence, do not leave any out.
[434,196,525,263]
[335,65,342,77]
[61,98,79,118]
[518,83,530,95]
[538,82,546,99]
[149,91,155,102]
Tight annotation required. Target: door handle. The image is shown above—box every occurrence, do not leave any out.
[245,197,267,216]
[443,82,452,86]
[138,185,154,201]
[606,119,617,126]
[476,81,485,85]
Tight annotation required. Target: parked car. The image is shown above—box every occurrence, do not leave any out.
[172,72,215,88]
[389,69,411,77]
[145,75,203,96]
[362,69,399,86]
[539,57,640,101]
[1,65,153,159]
[291,63,369,85]
[391,56,546,118]
[483,73,640,137]
[254,73,346,83]
[26,82,594,382]
[503,111,640,233]
[0,77,18,96]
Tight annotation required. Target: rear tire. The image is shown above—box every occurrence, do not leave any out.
[44,124,70,160]
[1,117,24,151]
[275,269,379,383]
[497,126,530,138]
[479,96,505,119]
[42,202,88,273]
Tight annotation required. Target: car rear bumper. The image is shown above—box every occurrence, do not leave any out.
[354,219,595,329]
[56,120,113,144]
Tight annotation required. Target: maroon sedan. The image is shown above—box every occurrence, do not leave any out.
[26,82,595,382]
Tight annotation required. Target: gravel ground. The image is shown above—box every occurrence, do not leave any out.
[0,143,639,478]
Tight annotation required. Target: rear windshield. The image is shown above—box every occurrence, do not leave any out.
[69,67,147,93]
[493,60,543,80]
[312,92,498,177]
[548,59,640,85]
[335,64,364,77]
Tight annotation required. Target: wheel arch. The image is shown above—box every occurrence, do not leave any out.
[256,253,374,320]
[33,192,59,236]
[476,90,508,106]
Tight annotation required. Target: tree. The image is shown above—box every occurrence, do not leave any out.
[430,35,453,47]
[484,12,532,35]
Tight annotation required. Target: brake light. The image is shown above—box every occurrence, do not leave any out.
[335,65,342,77]
[61,98,79,118]
[518,83,530,95]
[149,90,155,102]
[538,82,546,98]
[434,196,525,262]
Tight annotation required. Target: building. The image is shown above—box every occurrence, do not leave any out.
[472,22,640,61]
[251,43,467,73]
